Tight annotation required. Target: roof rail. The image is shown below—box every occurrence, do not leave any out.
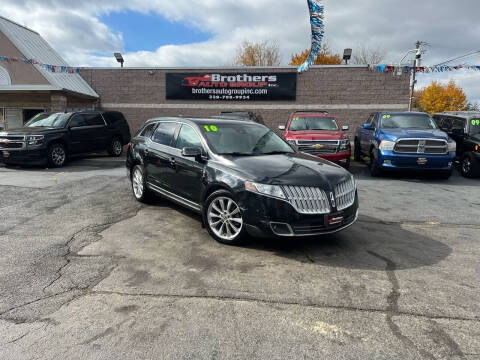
[292,110,329,114]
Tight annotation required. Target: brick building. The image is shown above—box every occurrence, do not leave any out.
[0,14,410,138]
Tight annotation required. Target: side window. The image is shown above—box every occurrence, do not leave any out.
[140,123,157,138]
[83,113,105,126]
[441,117,452,132]
[366,114,374,124]
[433,115,444,129]
[176,125,203,150]
[451,118,465,130]
[152,122,178,146]
[69,114,87,128]
[103,112,125,125]
[371,114,378,129]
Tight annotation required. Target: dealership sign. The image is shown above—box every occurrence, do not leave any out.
[166,72,297,101]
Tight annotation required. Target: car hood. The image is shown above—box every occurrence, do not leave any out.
[286,130,345,140]
[217,152,351,189]
[0,127,65,135]
[379,128,449,142]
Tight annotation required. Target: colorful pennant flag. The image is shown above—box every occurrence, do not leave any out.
[0,55,81,74]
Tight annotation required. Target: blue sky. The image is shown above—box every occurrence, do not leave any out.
[100,11,211,52]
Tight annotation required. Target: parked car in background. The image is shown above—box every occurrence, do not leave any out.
[354,112,456,178]
[279,111,351,168]
[126,117,358,245]
[0,111,131,168]
[433,111,480,178]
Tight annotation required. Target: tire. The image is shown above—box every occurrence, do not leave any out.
[108,137,123,157]
[131,165,154,203]
[203,190,246,245]
[460,153,480,178]
[354,139,362,161]
[47,143,67,168]
[369,149,382,177]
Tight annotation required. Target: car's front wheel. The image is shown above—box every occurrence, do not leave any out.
[47,143,67,168]
[369,149,383,177]
[203,190,246,245]
[461,153,479,178]
[131,165,153,203]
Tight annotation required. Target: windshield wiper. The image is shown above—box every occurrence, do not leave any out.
[217,152,255,156]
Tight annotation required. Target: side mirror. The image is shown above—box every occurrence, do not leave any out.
[363,123,373,130]
[182,147,202,158]
[278,125,286,131]
[342,125,349,131]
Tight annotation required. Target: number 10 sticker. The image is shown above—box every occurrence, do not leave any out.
[204,125,218,132]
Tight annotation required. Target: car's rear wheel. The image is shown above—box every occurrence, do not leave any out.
[369,149,382,177]
[131,165,153,203]
[47,143,67,168]
[354,138,362,161]
[461,153,479,178]
[108,137,123,157]
[203,190,246,245]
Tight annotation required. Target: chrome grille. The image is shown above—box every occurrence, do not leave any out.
[297,140,339,155]
[335,177,356,211]
[394,139,447,154]
[282,185,331,214]
[0,134,26,150]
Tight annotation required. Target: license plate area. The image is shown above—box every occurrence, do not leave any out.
[416,157,428,165]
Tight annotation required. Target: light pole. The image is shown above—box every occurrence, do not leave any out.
[409,41,422,112]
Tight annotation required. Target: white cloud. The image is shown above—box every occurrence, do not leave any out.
[2,0,480,101]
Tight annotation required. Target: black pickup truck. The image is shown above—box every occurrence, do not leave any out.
[433,112,480,178]
[0,110,131,168]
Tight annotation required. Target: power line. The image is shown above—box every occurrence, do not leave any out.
[434,50,480,66]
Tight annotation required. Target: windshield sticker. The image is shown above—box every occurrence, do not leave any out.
[293,117,300,121]
[204,125,218,132]
[471,119,480,126]
[382,115,391,119]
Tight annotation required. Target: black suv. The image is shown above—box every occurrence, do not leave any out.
[126,117,358,244]
[0,111,131,168]
[433,112,480,178]
[213,111,266,125]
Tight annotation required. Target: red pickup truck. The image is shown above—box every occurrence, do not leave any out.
[279,112,351,168]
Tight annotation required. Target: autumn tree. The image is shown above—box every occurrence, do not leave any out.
[233,40,281,66]
[417,80,468,114]
[289,44,342,66]
[352,44,386,65]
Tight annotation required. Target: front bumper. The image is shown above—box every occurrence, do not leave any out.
[240,191,359,238]
[0,148,47,165]
[312,150,351,167]
[378,150,455,171]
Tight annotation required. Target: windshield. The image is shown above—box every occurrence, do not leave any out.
[469,119,480,135]
[380,114,437,130]
[24,113,70,128]
[200,123,294,156]
[289,116,339,131]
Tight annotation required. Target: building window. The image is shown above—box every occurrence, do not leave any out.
[0,66,11,86]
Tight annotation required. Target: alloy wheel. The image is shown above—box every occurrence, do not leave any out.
[132,168,144,199]
[113,139,122,155]
[462,157,471,175]
[51,146,66,166]
[207,196,243,241]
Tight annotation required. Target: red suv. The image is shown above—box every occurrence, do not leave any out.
[279,112,351,168]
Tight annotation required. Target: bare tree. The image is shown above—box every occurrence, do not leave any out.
[352,44,386,65]
[233,40,281,67]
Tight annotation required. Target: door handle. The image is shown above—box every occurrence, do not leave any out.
[144,149,149,155]
[169,157,176,166]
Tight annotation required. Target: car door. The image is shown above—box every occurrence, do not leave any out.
[144,122,179,191]
[171,124,206,204]
[360,113,376,152]
[449,117,466,154]
[68,114,91,153]
[83,113,108,150]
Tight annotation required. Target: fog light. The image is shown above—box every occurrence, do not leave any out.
[448,162,452,167]
[270,222,294,236]
[339,159,347,163]
[384,160,392,165]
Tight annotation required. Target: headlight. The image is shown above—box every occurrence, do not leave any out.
[26,135,44,146]
[379,140,395,151]
[447,141,456,152]
[245,181,286,199]
[339,139,350,151]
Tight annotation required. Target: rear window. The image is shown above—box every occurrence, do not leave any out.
[152,122,178,146]
[103,112,126,125]
[289,116,339,131]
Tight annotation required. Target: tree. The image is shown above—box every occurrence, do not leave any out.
[233,40,281,66]
[351,44,386,65]
[289,44,342,66]
[417,80,468,114]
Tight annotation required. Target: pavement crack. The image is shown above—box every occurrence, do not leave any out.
[6,331,30,344]
[368,250,436,360]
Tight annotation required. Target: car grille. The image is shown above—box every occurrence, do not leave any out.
[334,177,356,211]
[297,140,339,155]
[394,139,448,154]
[282,185,331,214]
[0,135,26,150]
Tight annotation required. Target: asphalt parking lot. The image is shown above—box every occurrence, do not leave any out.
[0,156,479,360]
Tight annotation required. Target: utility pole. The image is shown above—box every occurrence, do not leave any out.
[408,41,422,111]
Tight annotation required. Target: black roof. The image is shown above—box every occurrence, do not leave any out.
[145,116,265,127]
